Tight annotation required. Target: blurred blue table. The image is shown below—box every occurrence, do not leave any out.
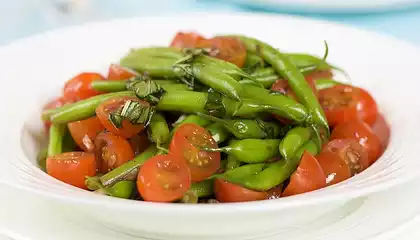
[1,0,420,45]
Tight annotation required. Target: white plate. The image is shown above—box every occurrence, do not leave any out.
[226,0,420,12]
[2,178,420,240]
[1,12,420,240]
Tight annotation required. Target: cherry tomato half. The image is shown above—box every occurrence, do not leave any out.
[137,154,191,203]
[43,96,69,132]
[196,37,247,68]
[372,113,390,149]
[63,72,105,102]
[94,132,134,174]
[96,96,148,139]
[319,84,378,127]
[317,139,369,186]
[170,32,206,49]
[214,179,268,203]
[106,64,138,80]
[128,132,150,156]
[282,151,326,197]
[170,123,221,182]
[68,116,105,152]
[331,120,382,166]
[46,152,97,189]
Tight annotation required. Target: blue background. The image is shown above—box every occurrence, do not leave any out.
[1,0,420,45]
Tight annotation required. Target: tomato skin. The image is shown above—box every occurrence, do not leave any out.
[331,120,382,166]
[306,70,333,80]
[107,64,138,80]
[372,113,390,149]
[137,155,191,203]
[196,37,247,68]
[46,152,97,190]
[170,32,206,49]
[319,84,378,127]
[96,96,147,139]
[68,116,105,152]
[128,132,150,156]
[43,97,69,131]
[282,151,326,197]
[266,185,284,200]
[214,179,268,203]
[170,123,221,182]
[63,72,105,102]
[94,132,134,174]
[317,151,351,186]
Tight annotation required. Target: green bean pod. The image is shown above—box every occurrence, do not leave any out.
[124,47,184,59]
[241,84,308,123]
[315,78,341,90]
[92,79,189,93]
[99,145,158,187]
[120,57,179,78]
[171,114,213,134]
[37,147,48,172]
[42,91,135,123]
[147,113,170,145]
[189,179,214,198]
[233,35,329,131]
[195,55,252,80]
[226,155,241,170]
[279,126,312,162]
[217,163,267,183]
[206,122,231,144]
[197,113,280,139]
[244,52,265,68]
[202,139,281,163]
[47,124,66,156]
[237,139,319,191]
[107,181,135,199]
[251,67,276,78]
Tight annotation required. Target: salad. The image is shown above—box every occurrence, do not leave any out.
[39,32,390,203]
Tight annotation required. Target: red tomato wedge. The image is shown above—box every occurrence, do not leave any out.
[196,37,247,68]
[317,139,369,186]
[96,96,148,139]
[128,132,150,156]
[170,123,221,182]
[63,72,105,102]
[94,132,134,174]
[214,179,268,203]
[331,120,382,166]
[282,151,326,197]
[107,64,138,80]
[319,84,378,127]
[137,154,191,203]
[170,32,206,49]
[372,113,390,149]
[46,152,97,189]
[68,116,105,152]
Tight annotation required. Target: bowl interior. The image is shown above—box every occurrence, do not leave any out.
[1,13,420,211]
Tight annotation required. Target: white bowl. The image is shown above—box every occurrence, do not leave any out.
[1,13,420,240]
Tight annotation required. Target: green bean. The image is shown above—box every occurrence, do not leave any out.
[120,57,178,78]
[295,139,319,157]
[251,67,276,78]
[197,113,280,139]
[92,80,127,92]
[315,78,341,90]
[202,139,281,163]
[37,147,48,172]
[195,55,251,80]
[157,91,207,113]
[47,124,66,156]
[217,163,267,183]
[177,64,244,100]
[99,145,158,187]
[233,35,329,131]
[241,84,308,122]
[62,129,77,152]
[42,91,135,123]
[244,52,265,68]
[107,181,135,199]
[226,155,241,170]
[91,79,188,93]
[206,122,231,144]
[189,179,214,198]
[286,53,332,72]
[236,138,320,191]
[171,114,212,134]
[279,126,312,162]
[125,47,184,59]
[147,113,170,146]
